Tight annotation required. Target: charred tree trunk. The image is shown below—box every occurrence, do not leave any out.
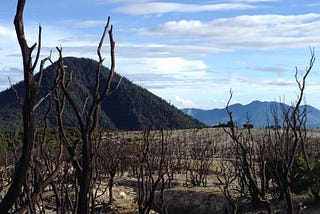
[77,136,93,213]
[0,0,49,212]
[108,170,116,205]
[55,18,116,214]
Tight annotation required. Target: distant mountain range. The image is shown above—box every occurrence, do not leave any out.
[0,57,204,130]
[182,101,320,128]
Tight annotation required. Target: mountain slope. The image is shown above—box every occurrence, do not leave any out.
[183,101,320,128]
[0,57,204,130]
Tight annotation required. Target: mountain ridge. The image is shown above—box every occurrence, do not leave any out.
[0,57,204,130]
[182,100,320,128]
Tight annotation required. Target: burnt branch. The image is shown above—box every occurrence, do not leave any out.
[8,77,23,106]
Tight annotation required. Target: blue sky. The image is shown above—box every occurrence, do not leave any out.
[1,0,320,109]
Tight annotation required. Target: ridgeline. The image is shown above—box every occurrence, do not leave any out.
[0,57,204,130]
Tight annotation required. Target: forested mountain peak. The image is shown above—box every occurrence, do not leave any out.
[0,57,204,130]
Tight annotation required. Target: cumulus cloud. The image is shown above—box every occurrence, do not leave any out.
[0,22,109,89]
[174,96,196,108]
[117,57,207,75]
[149,57,207,73]
[136,14,320,51]
[115,56,215,91]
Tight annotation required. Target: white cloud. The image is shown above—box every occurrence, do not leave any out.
[60,20,107,29]
[137,14,320,51]
[306,3,320,7]
[148,57,207,74]
[234,60,288,73]
[117,43,224,58]
[113,2,260,15]
[0,25,23,90]
[0,25,16,39]
[156,20,205,32]
[174,96,196,108]
[0,25,19,52]
[0,22,108,90]
[263,78,296,86]
[115,56,213,91]
[229,74,297,87]
[117,57,207,74]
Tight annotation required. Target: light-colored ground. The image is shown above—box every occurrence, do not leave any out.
[5,128,320,213]
[100,174,320,214]
[102,127,320,213]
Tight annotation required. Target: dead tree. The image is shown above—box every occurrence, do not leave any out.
[224,92,262,206]
[51,69,82,213]
[188,135,213,187]
[0,1,117,213]
[0,0,52,212]
[137,127,169,214]
[222,92,274,214]
[222,49,315,213]
[95,130,126,206]
[55,17,117,214]
[216,160,241,214]
[266,49,315,214]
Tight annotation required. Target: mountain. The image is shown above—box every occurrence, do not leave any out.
[182,100,320,128]
[0,57,204,130]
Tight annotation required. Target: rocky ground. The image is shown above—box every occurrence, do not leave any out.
[103,175,320,214]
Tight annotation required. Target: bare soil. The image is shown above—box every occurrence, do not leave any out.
[98,128,320,213]
[101,174,320,214]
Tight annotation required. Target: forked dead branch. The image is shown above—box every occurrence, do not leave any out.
[0,0,118,213]
[221,48,315,214]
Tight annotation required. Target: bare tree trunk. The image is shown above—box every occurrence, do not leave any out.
[55,18,117,213]
[77,137,92,213]
[0,104,34,212]
[0,0,49,211]
[77,136,94,213]
[108,171,115,205]
[286,185,294,214]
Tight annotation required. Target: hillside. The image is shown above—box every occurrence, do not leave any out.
[183,100,320,128]
[0,57,204,130]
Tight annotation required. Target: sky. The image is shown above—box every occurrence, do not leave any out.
[1,0,320,110]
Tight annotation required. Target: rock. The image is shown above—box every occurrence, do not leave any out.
[119,191,127,198]
[154,189,229,214]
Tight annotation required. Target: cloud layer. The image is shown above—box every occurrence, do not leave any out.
[137,14,320,50]
[113,2,260,15]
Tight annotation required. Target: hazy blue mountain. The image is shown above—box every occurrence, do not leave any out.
[0,57,204,130]
[182,100,320,128]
